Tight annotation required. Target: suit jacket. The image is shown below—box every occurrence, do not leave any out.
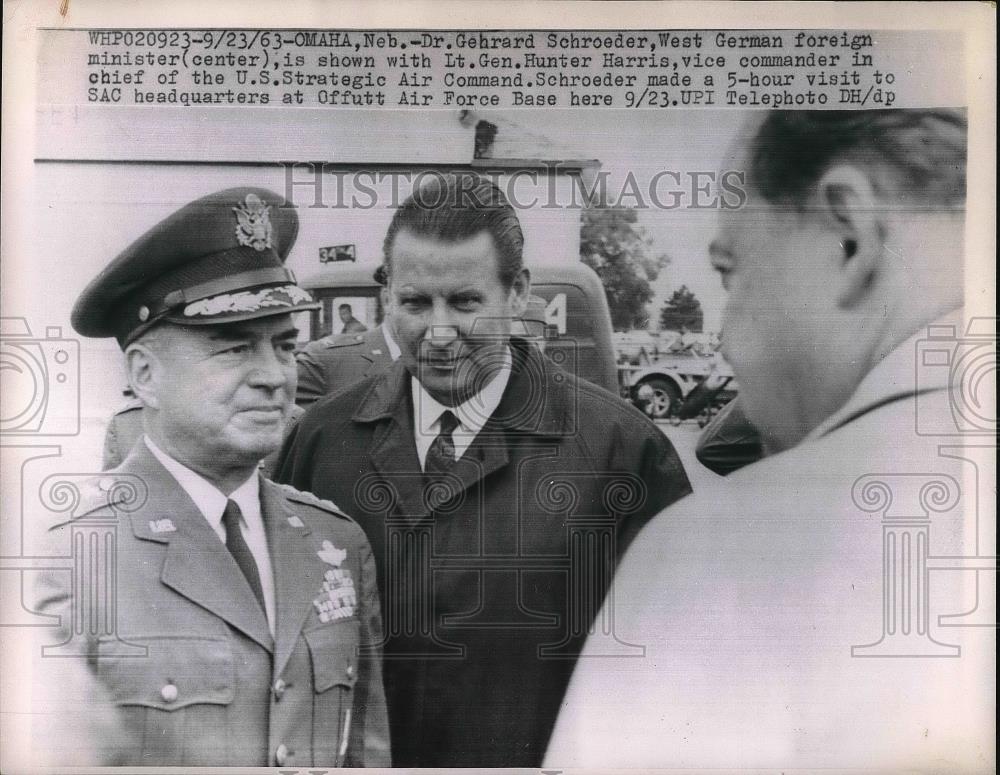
[546,313,994,770]
[276,339,692,767]
[295,326,394,408]
[33,441,390,768]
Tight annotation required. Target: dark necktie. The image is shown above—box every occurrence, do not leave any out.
[424,409,460,476]
[221,499,266,612]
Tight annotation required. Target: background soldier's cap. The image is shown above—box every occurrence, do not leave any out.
[71,186,320,347]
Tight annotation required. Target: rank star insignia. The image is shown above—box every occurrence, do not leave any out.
[318,540,347,566]
[233,193,273,251]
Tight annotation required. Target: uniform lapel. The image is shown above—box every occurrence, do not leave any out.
[261,479,323,678]
[125,444,274,652]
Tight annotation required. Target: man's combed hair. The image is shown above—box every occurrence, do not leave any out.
[750,109,967,208]
[383,173,525,288]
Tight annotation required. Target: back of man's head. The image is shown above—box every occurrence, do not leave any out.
[748,109,967,209]
[714,110,968,451]
[383,173,524,288]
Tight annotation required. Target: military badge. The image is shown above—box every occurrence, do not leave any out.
[313,566,357,623]
[286,515,305,528]
[148,518,176,533]
[233,193,273,251]
[318,539,347,566]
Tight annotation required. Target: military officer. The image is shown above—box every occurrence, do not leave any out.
[337,302,368,334]
[33,187,390,767]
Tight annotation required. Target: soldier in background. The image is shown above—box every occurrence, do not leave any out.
[337,302,368,334]
[294,273,400,408]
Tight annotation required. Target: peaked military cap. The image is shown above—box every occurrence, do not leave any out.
[72,187,319,347]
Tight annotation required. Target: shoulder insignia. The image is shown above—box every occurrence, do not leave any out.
[48,476,130,530]
[274,482,350,518]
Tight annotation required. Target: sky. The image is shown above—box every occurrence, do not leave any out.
[483,109,748,332]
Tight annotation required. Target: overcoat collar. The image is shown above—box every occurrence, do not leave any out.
[350,339,570,520]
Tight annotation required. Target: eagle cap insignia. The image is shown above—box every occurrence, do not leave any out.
[233,193,273,251]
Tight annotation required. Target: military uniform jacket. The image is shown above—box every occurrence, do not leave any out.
[295,326,394,408]
[277,339,692,767]
[33,441,390,768]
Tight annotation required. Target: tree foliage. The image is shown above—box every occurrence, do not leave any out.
[659,285,704,332]
[579,208,668,331]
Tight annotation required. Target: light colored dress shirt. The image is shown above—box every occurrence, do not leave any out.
[410,346,512,470]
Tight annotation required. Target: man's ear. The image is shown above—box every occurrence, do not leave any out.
[124,342,161,410]
[508,267,531,317]
[814,164,887,309]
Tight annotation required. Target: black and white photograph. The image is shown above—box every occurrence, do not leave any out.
[1,2,995,772]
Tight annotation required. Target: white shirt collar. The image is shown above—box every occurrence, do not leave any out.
[143,435,261,534]
[411,346,512,467]
[381,322,401,361]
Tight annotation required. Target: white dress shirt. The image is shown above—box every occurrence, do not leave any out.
[144,436,276,634]
[410,347,512,470]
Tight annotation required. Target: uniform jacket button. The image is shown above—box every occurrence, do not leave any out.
[273,678,286,699]
[160,683,178,703]
[346,664,355,677]
[275,743,290,766]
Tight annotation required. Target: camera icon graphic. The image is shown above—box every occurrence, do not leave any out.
[915,317,996,436]
[0,317,80,436]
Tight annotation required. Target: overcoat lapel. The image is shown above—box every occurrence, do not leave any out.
[361,364,435,521]
[123,443,274,652]
[356,346,564,522]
